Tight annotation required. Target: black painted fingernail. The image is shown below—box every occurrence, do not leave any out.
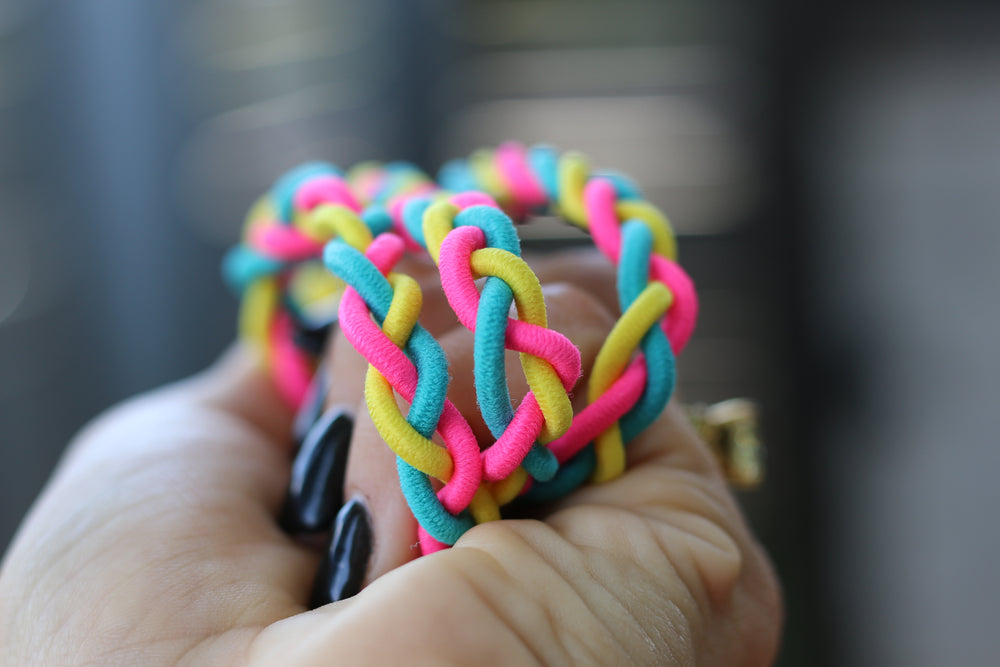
[292,312,337,357]
[280,406,354,534]
[292,369,330,449]
[310,497,372,607]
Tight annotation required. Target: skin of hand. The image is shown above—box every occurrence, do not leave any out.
[0,250,782,666]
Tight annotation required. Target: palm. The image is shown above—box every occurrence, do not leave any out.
[0,251,781,665]
[0,356,320,662]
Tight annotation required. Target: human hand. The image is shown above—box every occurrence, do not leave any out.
[0,250,781,665]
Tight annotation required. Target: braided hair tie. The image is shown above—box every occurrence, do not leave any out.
[224,142,699,555]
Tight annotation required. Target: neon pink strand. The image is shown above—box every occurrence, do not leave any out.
[294,175,362,212]
[251,225,325,261]
[335,235,482,513]
[546,357,647,463]
[271,311,312,409]
[419,526,449,554]
[495,142,548,208]
[584,178,698,353]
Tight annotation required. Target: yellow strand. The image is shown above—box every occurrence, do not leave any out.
[239,277,279,369]
[589,282,673,481]
[297,204,373,250]
[364,273,455,481]
[557,152,591,228]
[470,248,573,442]
[616,200,677,261]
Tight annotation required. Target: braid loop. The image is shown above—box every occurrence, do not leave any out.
[225,142,699,553]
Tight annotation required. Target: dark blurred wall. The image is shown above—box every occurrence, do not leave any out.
[0,0,450,558]
[23,1,1000,665]
[800,5,1000,665]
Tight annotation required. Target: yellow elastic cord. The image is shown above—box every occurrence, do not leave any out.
[366,371,453,480]
[469,486,502,524]
[364,273,455,480]
[470,148,510,203]
[288,262,344,312]
[470,247,574,442]
[297,204,373,250]
[616,200,677,261]
[239,277,280,369]
[422,200,461,265]
[557,152,591,228]
[242,195,276,239]
[490,466,529,507]
[589,282,673,481]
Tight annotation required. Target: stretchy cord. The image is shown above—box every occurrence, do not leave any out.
[224,142,699,554]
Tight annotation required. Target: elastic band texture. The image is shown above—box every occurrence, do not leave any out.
[224,142,698,554]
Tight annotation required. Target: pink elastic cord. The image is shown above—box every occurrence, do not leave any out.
[337,239,482,513]
[340,288,483,509]
[495,142,548,208]
[546,357,647,463]
[271,311,312,408]
[482,393,547,481]
[250,225,325,261]
[293,175,362,212]
[387,196,430,252]
[419,526,449,554]
[448,191,498,210]
[649,255,697,353]
[363,232,406,275]
[350,171,383,203]
[584,179,698,353]
[436,225,587,479]
[437,226,581,388]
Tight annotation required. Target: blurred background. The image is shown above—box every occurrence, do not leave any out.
[1,1,998,663]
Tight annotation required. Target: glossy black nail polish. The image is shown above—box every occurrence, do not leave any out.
[280,406,354,534]
[292,369,329,449]
[310,497,372,607]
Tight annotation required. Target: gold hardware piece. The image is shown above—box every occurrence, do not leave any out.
[687,398,765,489]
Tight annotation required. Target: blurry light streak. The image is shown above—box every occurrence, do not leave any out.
[203,80,368,132]
[451,45,735,97]
[206,28,361,71]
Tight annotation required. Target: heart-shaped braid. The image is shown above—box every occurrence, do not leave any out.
[224,143,699,554]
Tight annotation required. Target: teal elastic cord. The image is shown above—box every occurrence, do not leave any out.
[520,444,596,503]
[520,221,677,502]
[222,246,283,293]
[438,158,480,193]
[527,145,560,201]
[380,162,428,204]
[475,280,515,437]
[452,205,558,482]
[453,205,522,254]
[402,198,432,248]
[361,205,394,237]
[397,459,475,544]
[617,221,675,442]
[271,161,341,223]
[324,240,474,544]
[594,170,643,200]
[475,279,558,482]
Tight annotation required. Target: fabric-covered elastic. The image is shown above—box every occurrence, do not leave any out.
[328,237,486,547]
[224,141,699,555]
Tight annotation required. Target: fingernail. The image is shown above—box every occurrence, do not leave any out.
[292,313,337,357]
[310,497,372,607]
[292,369,329,448]
[280,406,354,534]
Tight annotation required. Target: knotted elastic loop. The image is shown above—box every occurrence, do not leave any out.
[226,142,701,554]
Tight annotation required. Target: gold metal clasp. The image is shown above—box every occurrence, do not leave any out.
[687,398,765,489]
